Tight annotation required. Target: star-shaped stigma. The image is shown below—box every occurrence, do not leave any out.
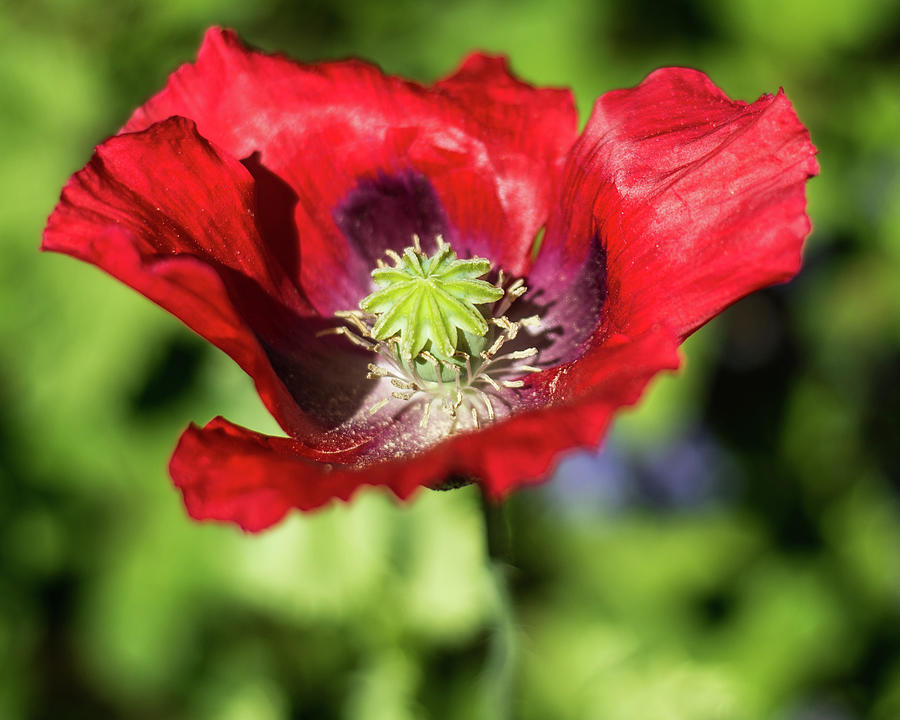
[359,236,504,361]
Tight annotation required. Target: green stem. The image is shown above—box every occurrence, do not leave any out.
[480,490,517,720]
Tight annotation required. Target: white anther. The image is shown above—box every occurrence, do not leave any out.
[485,336,505,358]
[482,393,495,421]
[419,400,432,429]
[337,314,369,335]
[334,327,372,349]
[314,327,343,338]
[506,348,538,360]
[502,380,525,388]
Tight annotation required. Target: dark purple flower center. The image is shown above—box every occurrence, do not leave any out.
[324,172,552,432]
[334,170,451,281]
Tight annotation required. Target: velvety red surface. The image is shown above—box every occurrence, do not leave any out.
[43,28,818,530]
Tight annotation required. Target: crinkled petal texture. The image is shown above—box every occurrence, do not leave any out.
[124,27,577,313]
[532,67,819,345]
[171,328,679,531]
[42,116,328,440]
[44,29,817,531]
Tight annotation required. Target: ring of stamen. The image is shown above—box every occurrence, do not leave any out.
[322,235,543,433]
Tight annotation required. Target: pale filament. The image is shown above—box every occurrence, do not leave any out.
[320,246,543,434]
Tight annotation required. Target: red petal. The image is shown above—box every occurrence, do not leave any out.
[539,68,819,340]
[44,116,303,307]
[170,417,427,532]
[42,117,318,437]
[170,327,679,531]
[124,28,578,312]
[431,53,578,273]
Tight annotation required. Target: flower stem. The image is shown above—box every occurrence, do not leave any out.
[480,489,517,720]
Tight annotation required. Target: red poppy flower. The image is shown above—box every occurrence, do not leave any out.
[43,28,818,531]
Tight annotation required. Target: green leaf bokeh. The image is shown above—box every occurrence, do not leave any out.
[2,0,899,718]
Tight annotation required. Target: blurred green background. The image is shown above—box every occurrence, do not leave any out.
[2,0,900,718]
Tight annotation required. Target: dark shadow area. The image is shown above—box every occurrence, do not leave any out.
[705,289,825,554]
[608,0,718,53]
[862,347,900,489]
[334,170,450,271]
[523,232,608,368]
[693,584,738,629]
[129,334,208,414]
[216,265,374,431]
[242,151,303,288]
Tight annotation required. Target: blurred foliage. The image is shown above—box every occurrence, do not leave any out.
[1,0,899,718]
